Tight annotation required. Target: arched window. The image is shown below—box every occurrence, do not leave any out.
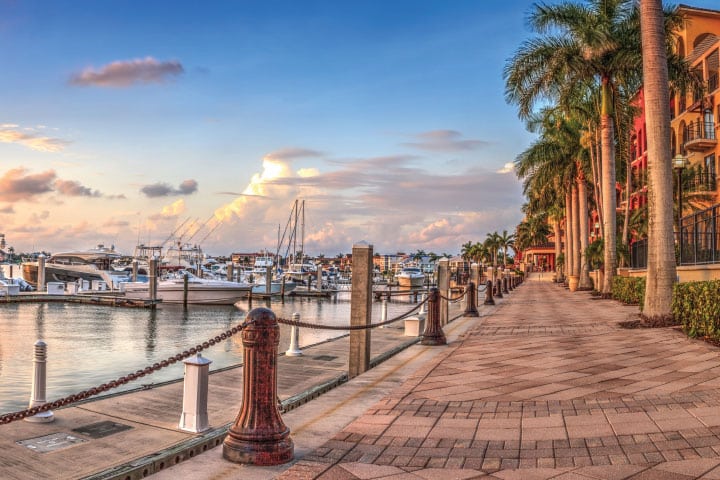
[694,33,712,49]
[670,127,677,156]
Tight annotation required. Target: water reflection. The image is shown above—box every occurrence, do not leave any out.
[145,309,157,358]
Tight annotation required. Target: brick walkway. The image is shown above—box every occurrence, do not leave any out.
[279,275,720,479]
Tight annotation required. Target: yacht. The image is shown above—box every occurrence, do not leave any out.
[396,266,425,288]
[122,270,252,305]
[21,245,128,288]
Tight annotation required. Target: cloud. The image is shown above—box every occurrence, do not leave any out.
[54,179,101,197]
[0,168,57,201]
[0,205,15,214]
[70,57,184,88]
[140,179,198,197]
[266,148,324,161]
[402,130,489,152]
[0,125,70,152]
[161,199,186,217]
[497,162,515,174]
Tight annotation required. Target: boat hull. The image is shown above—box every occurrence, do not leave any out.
[397,275,425,288]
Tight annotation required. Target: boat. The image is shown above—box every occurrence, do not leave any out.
[21,244,128,289]
[285,262,317,282]
[122,270,252,305]
[396,266,426,287]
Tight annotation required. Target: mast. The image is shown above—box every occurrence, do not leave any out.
[300,200,305,263]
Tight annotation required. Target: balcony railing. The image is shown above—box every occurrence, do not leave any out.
[684,119,717,151]
[686,171,717,193]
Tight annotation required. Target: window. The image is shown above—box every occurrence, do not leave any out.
[705,109,715,139]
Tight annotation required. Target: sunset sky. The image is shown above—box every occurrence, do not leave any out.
[3,0,717,257]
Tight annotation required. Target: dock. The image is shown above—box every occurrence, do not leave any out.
[0,306,464,480]
[0,292,159,308]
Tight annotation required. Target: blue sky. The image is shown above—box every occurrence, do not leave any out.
[2,0,716,257]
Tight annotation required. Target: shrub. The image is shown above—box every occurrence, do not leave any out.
[612,276,646,310]
[672,280,720,338]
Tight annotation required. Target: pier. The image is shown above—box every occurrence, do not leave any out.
[0,292,159,308]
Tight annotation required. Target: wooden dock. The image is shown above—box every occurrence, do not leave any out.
[0,292,159,308]
[0,309,465,480]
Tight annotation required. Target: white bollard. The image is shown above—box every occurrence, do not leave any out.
[179,353,212,433]
[25,340,54,423]
[286,313,303,356]
[379,298,388,328]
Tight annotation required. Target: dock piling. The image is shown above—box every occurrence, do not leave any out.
[421,288,446,346]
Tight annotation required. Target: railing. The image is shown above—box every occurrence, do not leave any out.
[685,119,716,142]
[687,171,717,193]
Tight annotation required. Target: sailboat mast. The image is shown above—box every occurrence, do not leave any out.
[301,200,305,263]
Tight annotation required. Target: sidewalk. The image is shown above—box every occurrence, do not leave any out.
[165,273,720,479]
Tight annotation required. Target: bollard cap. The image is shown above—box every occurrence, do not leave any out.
[184,353,212,366]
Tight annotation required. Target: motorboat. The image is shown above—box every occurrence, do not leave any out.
[122,270,252,305]
[21,244,128,289]
[284,262,317,282]
[396,266,426,287]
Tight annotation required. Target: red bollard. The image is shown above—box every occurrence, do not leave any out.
[463,281,479,317]
[223,308,294,465]
[421,288,446,345]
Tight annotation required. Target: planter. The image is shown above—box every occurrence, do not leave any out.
[568,275,579,292]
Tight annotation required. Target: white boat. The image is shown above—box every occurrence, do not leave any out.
[21,244,128,288]
[396,267,425,287]
[284,262,317,282]
[123,270,252,305]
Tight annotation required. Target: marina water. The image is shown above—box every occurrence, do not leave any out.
[0,292,421,414]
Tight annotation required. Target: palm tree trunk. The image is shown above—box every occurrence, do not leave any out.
[565,190,574,278]
[572,184,581,280]
[554,218,562,281]
[600,76,618,296]
[594,128,604,231]
[579,176,592,289]
[641,0,676,318]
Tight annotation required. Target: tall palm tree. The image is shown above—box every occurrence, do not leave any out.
[505,0,643,295]
[640,0,674,318]
[484,232,501,271]
[497,230,516,267]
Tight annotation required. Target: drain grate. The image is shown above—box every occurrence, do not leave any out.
[73,420,133,439]
[17,432,87,453]
[312,355,338,361]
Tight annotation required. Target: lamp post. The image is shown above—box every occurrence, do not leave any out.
[673,154,687,264]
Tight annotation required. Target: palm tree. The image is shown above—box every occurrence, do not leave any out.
[640,0,674,319]
[497,230,516,267]
[505,0,644,295]
[485,232,501,271]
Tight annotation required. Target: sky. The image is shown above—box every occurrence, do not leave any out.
[2,0,718,258]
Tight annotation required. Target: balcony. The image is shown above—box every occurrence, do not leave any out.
[686,171,717,194]
[684,119,717,152]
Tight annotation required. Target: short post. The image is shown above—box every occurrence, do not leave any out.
[484,279,495,305]
[183,273,189,308]
[37,254,46,292]
[227,262,234,282]
[265,265,272,295]
[419,293,427,318]
[130,259,138,283]
[437,257,450,326]
[503,274,509,294]
[349,242,372,379]
[463,281,479,317]
[26,340,54,423]
[285,313,303,356]
[316,268,322,290]
[379,298,388,328]
[471,263,480,289]
[421,288,446,345]
[179,353,212,433]
[149,257,158,303]
[223,308,293,465]
[495,277,503,298]
[508,272,514,291]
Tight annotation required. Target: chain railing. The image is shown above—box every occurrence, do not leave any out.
[0,319,256,425]
[276,297,428,330]
[439,288,469,303]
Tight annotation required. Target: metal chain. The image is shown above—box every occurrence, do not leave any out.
[277,297,429,331]
[439,289,468,303]
[0,319,255,425]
